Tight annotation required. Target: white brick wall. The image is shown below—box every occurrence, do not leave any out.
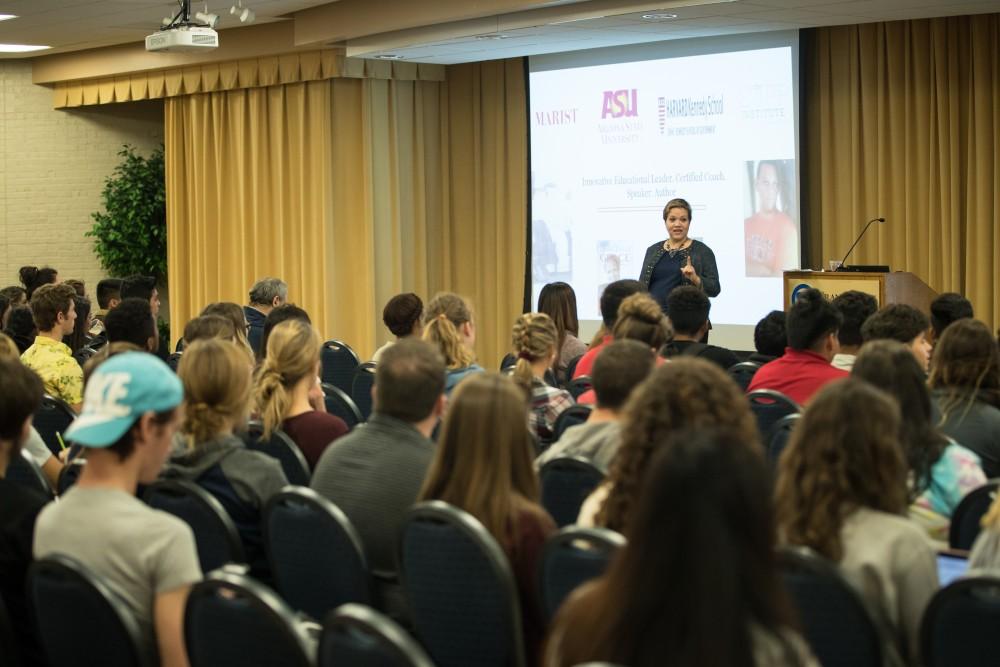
[0,60,164,306]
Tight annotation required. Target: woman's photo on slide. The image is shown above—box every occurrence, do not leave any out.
[742,159,799,278]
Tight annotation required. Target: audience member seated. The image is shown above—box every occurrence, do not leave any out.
[120,274,160,318]
[831,290,878,371]
[572,279,645,379]
[0,294,8,331]
[511,313,574,442]
[537,282,587,384]
[21,283,83,412]
[576,292,669,406]
[255,320,347,470]
[860,303,932,372]
[422,292,483,394]
[929,292,973,346]
[164,339,288,580]
[969,493,1000,569]
[4,305,36,355]
[244,277,288,359]
[200,302,255,363]
[536,339,655,472]
[0,334,63,489]
[18,265,58,300]
[545,428,817,667]
[852,341,985,540]
[64,279,86,298]
[662,286,739,370]
[311,339,445,617]
[260,304,311,360]
[82,342,144,386]
[0,357,47,667]
[34,352,200,667]
[105,298,158,353]
[749,310,787,364]
[0,285,28,310]
[581,358,760,531]
[182,314,237,346]
[93,278,123,325]
[373,292,423,363]
[419,374,556,665]
[747,288,846,405]
[928,319,1000,477]
[66,295,93,359]
[775,379,937,665]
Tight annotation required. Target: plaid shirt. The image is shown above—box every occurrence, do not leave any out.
[528,376,574,441]
[21,336,83,406]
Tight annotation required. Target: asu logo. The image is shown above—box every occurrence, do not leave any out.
[601,89,638,119]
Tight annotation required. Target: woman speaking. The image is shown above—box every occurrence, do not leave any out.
[639,197,720,314]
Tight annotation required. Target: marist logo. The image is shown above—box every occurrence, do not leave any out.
[601,89,638,119]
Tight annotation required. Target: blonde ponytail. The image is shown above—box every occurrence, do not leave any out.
[178,339,253,447]
[511,313,558,394]
[253,319,321,439]
[423,293,476,369]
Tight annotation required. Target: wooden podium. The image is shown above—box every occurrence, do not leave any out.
[782,271,938,312]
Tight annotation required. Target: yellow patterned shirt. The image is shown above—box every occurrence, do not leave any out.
[20,336,83,408]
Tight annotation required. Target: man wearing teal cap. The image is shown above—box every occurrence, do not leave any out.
[34,352,202,667]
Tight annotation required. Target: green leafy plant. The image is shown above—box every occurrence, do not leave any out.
[88,144,167,279]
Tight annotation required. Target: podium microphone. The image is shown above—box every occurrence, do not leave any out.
[837,217,886,270]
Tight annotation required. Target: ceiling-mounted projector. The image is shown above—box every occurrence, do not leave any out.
[145,25,218,52]
[146,0,219,52]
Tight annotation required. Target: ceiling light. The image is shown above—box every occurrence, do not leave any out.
[641,13,678,20]
[0,15,17,21]
[0,44,50,52]
[230,1,255,24]
[194,4,219,28]
[474,34,509,40]
[373,54,405,60]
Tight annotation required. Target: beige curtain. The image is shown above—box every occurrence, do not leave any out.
[167,58,527,365]
[804,14,1000,329]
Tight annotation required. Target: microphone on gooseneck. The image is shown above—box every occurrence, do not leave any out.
[837,217,886,270]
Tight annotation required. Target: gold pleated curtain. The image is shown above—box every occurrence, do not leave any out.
[166,59,526,365]
[804,14,1000,329]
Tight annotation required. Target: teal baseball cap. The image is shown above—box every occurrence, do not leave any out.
[65,352,184,447]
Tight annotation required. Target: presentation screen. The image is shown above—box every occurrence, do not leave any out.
[529,33,800,349]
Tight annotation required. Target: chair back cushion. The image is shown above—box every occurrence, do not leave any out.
[538,528,624,620]
[318,603,434,667]
[247,430,310,486]
[322,384,364,429]
[351,364,377,422]
[540,457,605,528]
[33,396,76,457]
[921,576,1000,667]
[949,483,1000,550]
[265,489,371,619]
[727,361,762,391]
[6,449,54,499]
[321,341,361,395]
[747,390,801,442]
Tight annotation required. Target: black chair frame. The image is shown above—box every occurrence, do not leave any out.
[949,481,1000,550]
[321,383,364,428]
[727,360,762,391]
[920,573,1000,667]
[399,500,528,667]
[7,448,55,499]
[244,422,311,487]
[551,404,593,443]
[539,455,606,527]
[185,568,315,667]
[566,376,593,401]
[34,395,77,457]
[319,602,435,667]
[537,526,625,620]
[350,362,377,422]
[143,479,246,568]
[30,554,152,667]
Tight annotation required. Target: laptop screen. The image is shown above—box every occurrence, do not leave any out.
[937,552,969,587]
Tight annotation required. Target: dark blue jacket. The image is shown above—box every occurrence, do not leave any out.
[244,305,267,357]
[639,239,721,297]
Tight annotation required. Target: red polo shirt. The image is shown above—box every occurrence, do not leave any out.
[572,335,612,379]
[746,347,848,405]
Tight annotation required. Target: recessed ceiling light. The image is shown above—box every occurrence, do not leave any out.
[474,34,509,40]
[0,44,50,52]
[0,15,17,21]
[641,13,679,20]
[373,54,404,60]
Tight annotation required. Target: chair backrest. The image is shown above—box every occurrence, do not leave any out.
[6,448,54,499]
[727,360,762,392]
[29,554,150,667]
[540,456,605,528]
[264,487,372,620]
[566,376,593,401]
[244,426,311,486]
[144,480,246,572]
[166,352,183,372]
[351,362,377,422]
[499,353,517,371]
[538,527,625,621]
[921,574,1000,667]
[321,340,361,395]
[747,389,801,442]
[778,546,884,667]
[318,603,435,667]
[32,395,76,457]
[399,501,527,667]
[766,413,801,466]
[949,481,1000,550]
[551,405,593,443]
[562,354,585,387]
[57,458,86,495]
[185,569,314,667]
[322,383,364,430]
